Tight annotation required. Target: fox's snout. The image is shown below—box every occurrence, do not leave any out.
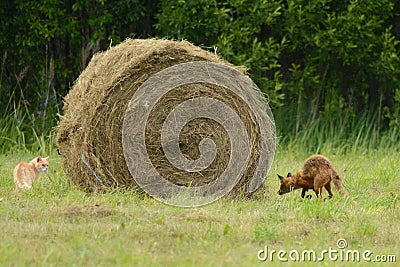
[277,173,293,196]
[277,188,290,195]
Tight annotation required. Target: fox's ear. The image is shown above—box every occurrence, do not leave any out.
[287,172,292,177]
[277,174,284,180]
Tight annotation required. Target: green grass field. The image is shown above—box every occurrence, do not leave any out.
[0,146,398,266]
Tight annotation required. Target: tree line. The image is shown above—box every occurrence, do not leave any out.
[1,0,399,130]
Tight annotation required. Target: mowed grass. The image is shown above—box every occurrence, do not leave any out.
[0,148,399,266]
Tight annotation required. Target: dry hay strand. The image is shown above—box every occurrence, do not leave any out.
[56,38,275,198]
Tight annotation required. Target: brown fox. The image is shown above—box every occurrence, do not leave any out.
[277,155,347,198]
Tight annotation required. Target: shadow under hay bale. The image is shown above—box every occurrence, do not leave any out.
[56,38,275,198]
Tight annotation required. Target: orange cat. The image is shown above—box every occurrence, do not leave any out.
[13,156,49,189]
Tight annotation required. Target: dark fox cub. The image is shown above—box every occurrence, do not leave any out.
[277,155,347,199]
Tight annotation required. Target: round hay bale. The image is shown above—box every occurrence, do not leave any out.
[56,38,275,205]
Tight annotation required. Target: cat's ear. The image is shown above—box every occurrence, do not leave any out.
[42,157,49,161]
[36,156,42,162]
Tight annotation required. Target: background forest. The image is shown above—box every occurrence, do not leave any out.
[0,0,399,150]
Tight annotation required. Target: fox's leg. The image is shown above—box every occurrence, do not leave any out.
[313,175,325,198]
[301,188,306,198]
[313,187,323,198]
[301,189,312,199]
[324,183,333,198]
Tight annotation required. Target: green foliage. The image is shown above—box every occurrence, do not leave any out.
[156,0,286,106]
[282,0,400,127]
[156,0,400,126]
[0,0,156,101]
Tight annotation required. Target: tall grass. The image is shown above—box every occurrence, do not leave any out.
[0,99,58,155]
[1,96,399,156]
[274,107,399,155]
[0,56,60,155]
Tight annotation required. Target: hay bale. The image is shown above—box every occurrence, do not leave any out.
[56,38,275,202]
